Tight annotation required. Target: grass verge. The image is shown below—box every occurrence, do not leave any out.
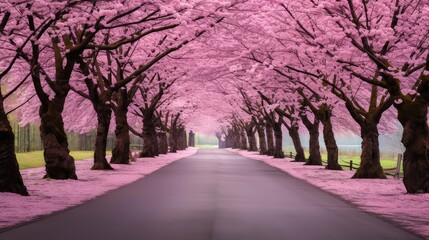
[16,151,111,170]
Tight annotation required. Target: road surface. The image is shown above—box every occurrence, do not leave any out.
[0,149,421,240]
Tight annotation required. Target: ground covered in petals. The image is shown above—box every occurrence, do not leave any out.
[0,148,197,229]
[232,149,429,238]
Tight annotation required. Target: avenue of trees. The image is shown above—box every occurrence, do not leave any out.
[0,0,428,196]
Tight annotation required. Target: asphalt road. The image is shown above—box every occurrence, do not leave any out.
[0,149,421,240]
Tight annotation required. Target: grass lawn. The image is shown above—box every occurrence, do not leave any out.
[330,154,399,169]
[282,147,401,170]
[196,144,218,149]
[16,151,111,170]
[292,152,400,171]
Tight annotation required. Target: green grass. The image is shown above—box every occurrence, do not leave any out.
[331,154,398,169]
[284,151,399,170]
[195,144,218,149]
[16,151,111,170]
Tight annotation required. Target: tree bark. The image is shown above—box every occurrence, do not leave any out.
[240,130,248,150]
[246,126,258,152]
[231,127,240,149]
[91,103,113,170]
[140,112,159,157]
[0,99,28,196]
[321,117,342,170]
[179,126,187,150]
[353,121,386,178]
[188,130,195,147]
[29,29,77,180]
[272,122,284,158]
[225,131,231,148]
[169,114,181,153]
[39,99,78,179]
[287,125,306,162]
[110,89,130,164]
[158,132,168,154]
[169,129,178,153]
[266,123,275,156]
[301,115,322,165]
[396,97,429,193]
[256,124,268,155]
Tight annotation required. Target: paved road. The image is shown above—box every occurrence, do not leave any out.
[0,149,421,240]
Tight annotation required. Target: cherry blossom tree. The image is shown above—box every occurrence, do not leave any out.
[0,1,31,195]
[276,0,429,191]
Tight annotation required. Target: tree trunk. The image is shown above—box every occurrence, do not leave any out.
[272,122,284,158]
[188,131,195,147]
[266,123,275,156]
[39,99,77,179]
[183,128,188,150]
[246,128,258,152]
[353,121,386,178]
[0,99,28,196]
[256,125,268,155]
[225,132,231,148]
[321,117,342,170]
[231,129,240,148]
[140,112,159,157]
[240,131,247,150]
[91,103,113,170]
[178,127,187,150]
[396,97,429,193]
[288,126,306,162]
[110,90,130,164]
[169,125,178,153]
[301,116,322,165]
[223,130,232,148]
[158,132,168,154]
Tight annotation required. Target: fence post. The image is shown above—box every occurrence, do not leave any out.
[290,152,293,158]
[349,160,353,170]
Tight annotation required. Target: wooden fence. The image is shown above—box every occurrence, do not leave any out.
[287,151,403,179]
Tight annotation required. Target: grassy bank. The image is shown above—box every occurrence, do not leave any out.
[16,151,111,170]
